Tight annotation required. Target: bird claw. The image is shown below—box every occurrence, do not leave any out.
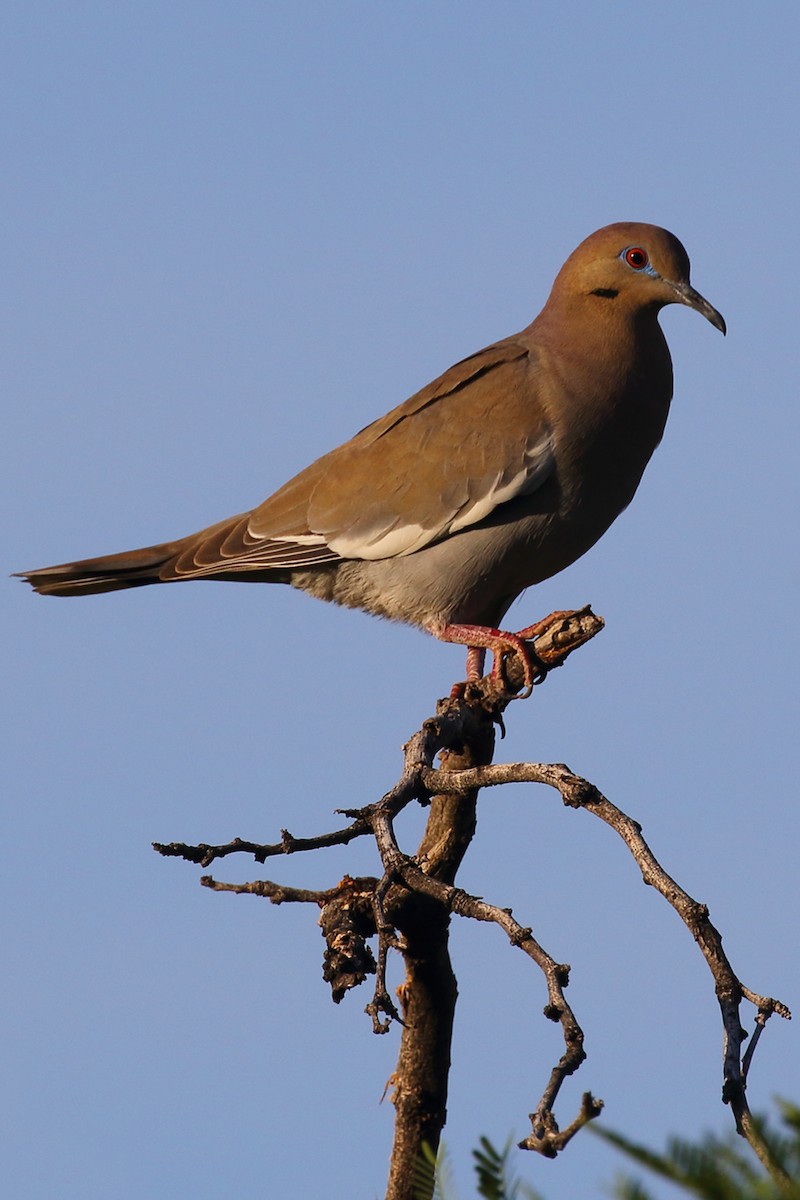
[440,620,554,700]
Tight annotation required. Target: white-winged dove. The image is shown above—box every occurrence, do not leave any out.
[18,222,725,688]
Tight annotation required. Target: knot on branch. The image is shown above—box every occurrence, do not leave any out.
[319,876,379,1003]
[154,601,792,1190]
[520,1091,604,1158]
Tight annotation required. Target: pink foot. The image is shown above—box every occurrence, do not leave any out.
[437,621,551,697]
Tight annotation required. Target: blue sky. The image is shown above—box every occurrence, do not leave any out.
[4,4,799,1198]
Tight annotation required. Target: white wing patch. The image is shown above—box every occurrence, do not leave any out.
[331,522,432,560]
[269,533,328,545]
[234,430,555,567]
[326,431,555,561]
[449,440,554,533]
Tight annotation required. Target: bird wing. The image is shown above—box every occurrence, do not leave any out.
[171,336,554,577]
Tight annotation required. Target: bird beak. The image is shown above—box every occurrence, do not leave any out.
[668,280,726,335]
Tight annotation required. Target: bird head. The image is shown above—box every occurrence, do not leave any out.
[551,222,726,334]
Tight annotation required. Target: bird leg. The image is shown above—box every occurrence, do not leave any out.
[464,645,487,680]
[437,623,542,697]
[513,610,576,643]
[438,611,576,697]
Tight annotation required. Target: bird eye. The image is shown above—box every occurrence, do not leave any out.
[624,246,649,270]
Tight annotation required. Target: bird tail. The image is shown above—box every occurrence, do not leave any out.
[16,511,331,596]
[14,541,180,597]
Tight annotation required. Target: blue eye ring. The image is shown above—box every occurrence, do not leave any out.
[623,246,649,270]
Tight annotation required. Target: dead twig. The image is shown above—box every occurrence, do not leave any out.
[155,604,789,1192]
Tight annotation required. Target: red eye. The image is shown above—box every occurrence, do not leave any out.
[624,246,649,270]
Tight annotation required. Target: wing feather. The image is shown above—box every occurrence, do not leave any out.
[172,334,554,576]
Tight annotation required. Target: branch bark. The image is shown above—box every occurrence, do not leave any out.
[155,606,790,1197]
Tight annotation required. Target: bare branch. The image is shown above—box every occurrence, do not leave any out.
[156,604,790,1191]
[420,757,792,1173]
[200,875,334,903]
[154,817,371,868]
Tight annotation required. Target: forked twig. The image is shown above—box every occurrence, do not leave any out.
[155,605,790,1192]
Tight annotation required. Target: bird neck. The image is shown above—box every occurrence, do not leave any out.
[531,295,673,406]
[526,297,673,513]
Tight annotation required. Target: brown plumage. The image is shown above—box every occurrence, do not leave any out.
[17,222,725,685]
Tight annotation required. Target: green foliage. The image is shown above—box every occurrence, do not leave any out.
[413,1141,457,1200]
[412,1141,437,1200]
[591,1099,800,1200]
[413,1135,544,1200]
[472,1136,544,1200]
[418,1103,800,1200]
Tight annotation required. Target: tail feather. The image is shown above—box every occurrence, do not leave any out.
[15,542,178,597]
[16,511,339,597]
